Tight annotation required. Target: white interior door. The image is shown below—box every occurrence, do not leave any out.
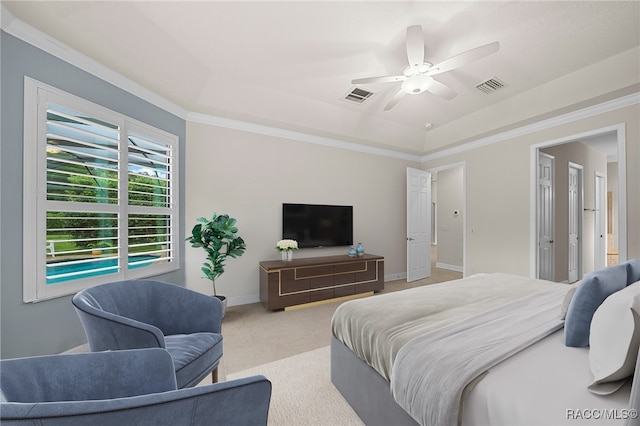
[594,172,607,270]
[568,163,583,283]
[407,167,431,282]
[537,152,555,281]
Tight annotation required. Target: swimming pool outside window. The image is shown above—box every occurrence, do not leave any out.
[23,78,179,302]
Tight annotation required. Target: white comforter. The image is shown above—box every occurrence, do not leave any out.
[331,273,568,381]
[390,285,568,426]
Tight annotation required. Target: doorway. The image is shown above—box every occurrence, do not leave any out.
[532,124,627,279]
[427,163,465,275]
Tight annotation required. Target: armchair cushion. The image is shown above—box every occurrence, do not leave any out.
[72,280,223,388]
[165,333,223,388]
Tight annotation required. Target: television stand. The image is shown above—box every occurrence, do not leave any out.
[259,254,384,310]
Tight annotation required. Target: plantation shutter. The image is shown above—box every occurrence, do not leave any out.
[127,130,175,269]
[45,104,121,284]
[24,78,179,302]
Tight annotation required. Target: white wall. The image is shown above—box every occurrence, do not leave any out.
[423,103,640,278]
[185,100,640,304]
[185,122,420,305]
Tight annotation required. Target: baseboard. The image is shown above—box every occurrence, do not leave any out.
[436,262,463,272]
[385,272,406,281]
[227,293,261,307]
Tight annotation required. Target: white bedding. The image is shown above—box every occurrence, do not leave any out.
[462,330,631,426]
[331,273,567,381]
[391,286,568,426]
[331,272,635,426]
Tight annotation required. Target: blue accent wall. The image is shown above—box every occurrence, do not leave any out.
[0,31,187,358]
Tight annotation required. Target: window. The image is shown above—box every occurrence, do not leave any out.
[23,78,179,302]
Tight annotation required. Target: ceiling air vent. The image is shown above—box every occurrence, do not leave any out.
[476,77,507,94]
[342,87,375,104]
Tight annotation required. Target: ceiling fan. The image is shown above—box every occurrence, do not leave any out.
[352,25,500,111]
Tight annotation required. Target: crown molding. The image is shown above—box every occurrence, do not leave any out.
[1,7,420,162]
[3,7,638,164]
[1,5,188,120]
[187,112,423,162]
[421,92,640,162]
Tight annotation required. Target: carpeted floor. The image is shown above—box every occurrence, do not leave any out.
[228,346,363,426]
[218,263,462,378]
[203,262,461,424]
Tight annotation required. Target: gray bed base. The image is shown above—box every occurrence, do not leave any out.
[332,333,640,426]
[330,336,418,426]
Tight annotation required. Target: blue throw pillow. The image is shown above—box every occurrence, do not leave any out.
[564,263,627,347]
[626,259,640,285]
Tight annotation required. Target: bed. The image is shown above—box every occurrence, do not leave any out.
[330,268,640,426]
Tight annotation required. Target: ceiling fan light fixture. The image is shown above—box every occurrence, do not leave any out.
[417,63,431,73]
[402,67,416,77]
[402,62,432,77]
[401,74,433,94]
[352,25,498,110]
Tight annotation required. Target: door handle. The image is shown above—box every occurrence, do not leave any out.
[549,240,554,243]
[407,237,414,241]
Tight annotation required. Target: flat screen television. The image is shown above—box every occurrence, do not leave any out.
[282,203,353,248]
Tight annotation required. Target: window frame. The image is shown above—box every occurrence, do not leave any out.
[23,77,180,302]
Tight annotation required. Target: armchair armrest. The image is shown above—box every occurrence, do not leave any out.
[73,295,166,351]
[72,280,223,341]
[1,375,272,426]
[0,349,177,403]
[147,282,223,335]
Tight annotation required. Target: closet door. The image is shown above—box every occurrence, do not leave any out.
[407,167,431,282]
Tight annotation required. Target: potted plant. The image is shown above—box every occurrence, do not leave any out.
[187,213,247,312]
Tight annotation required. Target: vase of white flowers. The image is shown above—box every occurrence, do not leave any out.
[276,239,298,261]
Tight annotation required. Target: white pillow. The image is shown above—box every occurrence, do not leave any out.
[588,281,640,395]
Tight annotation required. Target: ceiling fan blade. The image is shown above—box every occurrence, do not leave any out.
[351,75,406,85]
[383,89,406,111]
[427,41,500,76]
[406,25,425,67]
[427,80,457,100]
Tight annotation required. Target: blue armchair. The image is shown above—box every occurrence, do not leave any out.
[0,348,271,426]
[72,279,223,388]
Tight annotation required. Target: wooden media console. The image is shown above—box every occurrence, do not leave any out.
[259,254,384,310]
